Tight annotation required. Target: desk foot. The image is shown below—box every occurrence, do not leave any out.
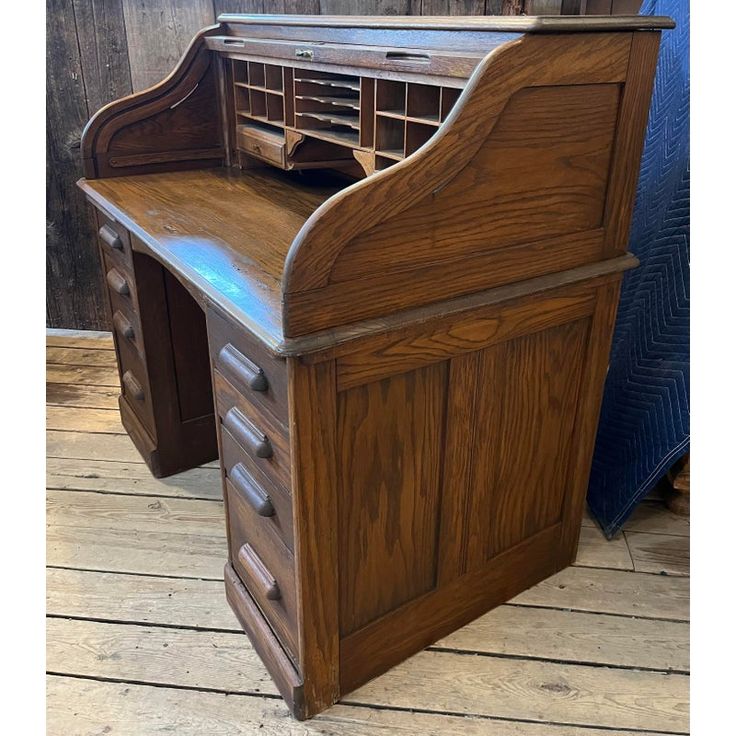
[119,396,218,478]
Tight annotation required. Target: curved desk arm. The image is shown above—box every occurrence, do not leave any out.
[81,24,225,179]
[282,29,659,337]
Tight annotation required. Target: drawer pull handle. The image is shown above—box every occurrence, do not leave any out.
[223,407,273,459]
[238,543,280,600]
[99,224,123,251]
[106,269,130,296]
[218,344,268,392]
[230,463,274,517]
[122,371,144,401]
[112,311,135,341]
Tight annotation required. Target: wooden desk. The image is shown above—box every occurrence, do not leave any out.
[78,13,673,719]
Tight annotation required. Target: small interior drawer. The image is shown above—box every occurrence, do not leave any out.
[237,125,286,167]
[207,306,288,428]
[227,479,298,663]
[215,371,291,491]
[221,427,293,551]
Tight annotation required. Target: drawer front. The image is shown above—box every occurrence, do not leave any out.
[116,326,155,435]
[102,254,139,317]
[96,210,133,266]
[207,307,288,428]
[227,479,298,663]
[215,371,291,491]
[237,127,285,167]
[221,427,293,551]
[111,308,143,357]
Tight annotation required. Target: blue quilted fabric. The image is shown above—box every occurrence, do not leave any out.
[586,0,690,537]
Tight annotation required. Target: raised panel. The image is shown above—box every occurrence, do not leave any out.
[465,318,590,569]
[337,362,447,636]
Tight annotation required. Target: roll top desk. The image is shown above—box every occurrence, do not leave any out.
[77,13,673,720]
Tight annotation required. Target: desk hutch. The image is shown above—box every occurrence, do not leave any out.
[77,13,673,719]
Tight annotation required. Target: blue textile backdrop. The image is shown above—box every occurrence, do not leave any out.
[586,0,690,537]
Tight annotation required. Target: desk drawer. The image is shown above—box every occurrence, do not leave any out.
[207,307,288,428]
[102,254,138,318]
[96,210,132,267]
[215,370,291,491]
[222,427,294,551]
[227,478,298,663]
[111,309,143,356]
[116,327,155,435]
[236,126,285,168]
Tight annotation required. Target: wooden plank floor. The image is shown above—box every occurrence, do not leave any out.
[46,329,690,735]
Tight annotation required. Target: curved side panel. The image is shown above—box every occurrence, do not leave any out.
[280,31,656,338]
[81,25,225,179]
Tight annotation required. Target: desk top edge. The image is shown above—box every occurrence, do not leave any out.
[217,14,676,33]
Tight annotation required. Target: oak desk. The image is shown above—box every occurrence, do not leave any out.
[77,13,673,719]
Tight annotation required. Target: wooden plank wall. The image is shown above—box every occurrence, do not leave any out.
[46,0,638,330]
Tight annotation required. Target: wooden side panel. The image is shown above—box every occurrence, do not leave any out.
[465,319,590,570]
[105,59,222,160]
[337,285,608,695]
[332,83,621,282]
[337,362,448,636]
[81,27,225,178]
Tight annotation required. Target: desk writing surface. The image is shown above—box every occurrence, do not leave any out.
[80,167,344,347]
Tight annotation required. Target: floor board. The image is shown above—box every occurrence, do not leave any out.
[574,525,634,570]
[46,345,118,367]
[46,330,690,734]
[46,329,114,348]
[47,490,227,578]
[47,406,126,434]
[48,677,678,736]
[47,618,689,732]
[46,457,223,500]
[510,565,689,621]
[46,568,688,672]
[46,363,120,387]
[46,383,120,409]
[624,531,690,576]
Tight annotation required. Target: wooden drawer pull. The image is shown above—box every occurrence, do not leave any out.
[230,463,274,517]
[238,543,280,600]
[223,407,273,459]
[122,370,145,401]
[99,224,123,251]
[218,344,268,392]
[112,311,135,341]
[106,268,130,296]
